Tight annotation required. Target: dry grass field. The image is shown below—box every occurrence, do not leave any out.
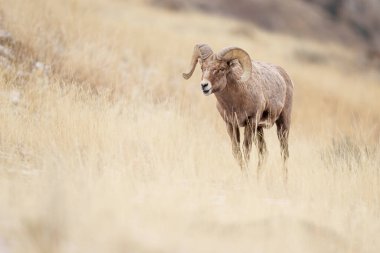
[0,0,380,252]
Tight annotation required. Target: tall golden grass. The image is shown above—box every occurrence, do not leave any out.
[0,0,379,252]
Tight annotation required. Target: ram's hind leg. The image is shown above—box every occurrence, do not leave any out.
[227,122,244,170]
[276,116,290,182]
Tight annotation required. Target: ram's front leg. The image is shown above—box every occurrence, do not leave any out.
[242,117,256,165]
[226,122,244,170]
[243,117,267,179]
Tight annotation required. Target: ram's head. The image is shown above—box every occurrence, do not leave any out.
[183,44,252,95]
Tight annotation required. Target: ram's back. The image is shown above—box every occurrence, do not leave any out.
[250,61,289,127]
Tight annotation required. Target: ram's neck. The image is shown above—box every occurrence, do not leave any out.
[214,74,248,111]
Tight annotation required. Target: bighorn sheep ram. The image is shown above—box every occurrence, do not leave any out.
[183,44,293,178]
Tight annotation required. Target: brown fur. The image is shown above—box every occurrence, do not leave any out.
[185,46,294,179]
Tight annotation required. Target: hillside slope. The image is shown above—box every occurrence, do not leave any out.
[0,0,379,253]
[153,0,380,52]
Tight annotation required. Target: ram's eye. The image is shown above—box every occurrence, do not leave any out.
[217,69,225,74]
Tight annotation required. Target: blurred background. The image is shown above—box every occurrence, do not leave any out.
[0,0,379,253]
[154,0,380,57]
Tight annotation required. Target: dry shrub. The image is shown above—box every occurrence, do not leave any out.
[321,136,379,171]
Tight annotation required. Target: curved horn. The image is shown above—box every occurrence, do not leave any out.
[182,44,213,80]
[217,47,252,82]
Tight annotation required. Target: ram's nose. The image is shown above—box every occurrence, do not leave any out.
[200,81,212,96]
[201,82,209,89]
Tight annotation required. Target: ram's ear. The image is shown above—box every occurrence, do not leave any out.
[217,47,252,82]
[227,59,239,68]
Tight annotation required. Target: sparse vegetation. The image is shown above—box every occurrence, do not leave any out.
[0,0,379,253]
